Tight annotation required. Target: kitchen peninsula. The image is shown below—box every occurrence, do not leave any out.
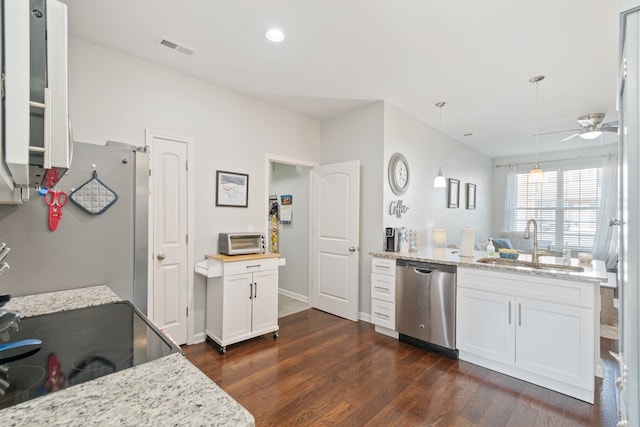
[370,248,608,404]
[0,286,254,426]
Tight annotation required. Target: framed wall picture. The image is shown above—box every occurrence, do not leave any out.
[466,183,476,209]
[216,170,249,207]
[447,178,460,208]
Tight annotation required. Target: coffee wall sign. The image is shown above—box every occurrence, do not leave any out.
[389,200,410,218]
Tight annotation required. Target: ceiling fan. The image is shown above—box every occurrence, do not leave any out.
[540,113,619,141]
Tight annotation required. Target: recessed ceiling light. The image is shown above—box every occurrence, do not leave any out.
[266,28,285,42]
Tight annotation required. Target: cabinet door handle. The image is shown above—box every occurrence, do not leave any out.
[374,312,389,319]
[246,264,261,269]
[518,303,522,326]
[249,283,253,300]
[508,301,511,325]
[254,282,258,299]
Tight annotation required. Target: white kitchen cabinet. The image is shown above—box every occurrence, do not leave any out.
[457,267,596,403]
[370,256,398,338]
[197,255,281,354]
[515,297,593,390]
[457,287,515,366]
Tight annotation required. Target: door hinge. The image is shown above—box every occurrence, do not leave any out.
[185,161,189,171]
[148,168,152,177]
[186,306,189,317]
[1,73,4,99]
[186,234,188,244]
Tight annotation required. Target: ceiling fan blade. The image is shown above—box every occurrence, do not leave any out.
[537,128,581,136]
[601,126,618,132]
[561,133,580,141]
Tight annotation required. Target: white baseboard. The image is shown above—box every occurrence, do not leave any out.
[191,332,206,344]
[359,312,371,323]
[278,288,309,304]
[374,325,399,339]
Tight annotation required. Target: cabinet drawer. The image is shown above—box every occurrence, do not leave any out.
[372,257,396,276]
[371,273,395,302]
[371,299,395,329]
[223,258,279,276]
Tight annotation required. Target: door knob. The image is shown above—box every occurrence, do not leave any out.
[157,252,166,260]
[348,246,358,252]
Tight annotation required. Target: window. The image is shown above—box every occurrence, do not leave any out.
[512,163,602,251]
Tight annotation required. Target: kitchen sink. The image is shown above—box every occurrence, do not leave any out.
[475,257,585,272]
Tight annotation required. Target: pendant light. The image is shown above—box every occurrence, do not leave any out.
[528,76,545,183]
[433,101,447,188]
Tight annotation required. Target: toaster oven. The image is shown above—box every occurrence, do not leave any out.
[218,232,266,255]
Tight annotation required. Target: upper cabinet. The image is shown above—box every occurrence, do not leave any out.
[0,0,71,203]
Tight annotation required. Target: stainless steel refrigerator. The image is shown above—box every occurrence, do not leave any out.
[0,141,149,313]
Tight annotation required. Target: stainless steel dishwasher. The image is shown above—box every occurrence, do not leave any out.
[396,259,458,358]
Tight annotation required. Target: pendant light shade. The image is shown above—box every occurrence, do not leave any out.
[528,76,545,182]
[434,167,446,188]
[434,102,446,188]
[528,165,544,183]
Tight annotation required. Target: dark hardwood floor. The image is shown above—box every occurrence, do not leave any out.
[182,309,619,426]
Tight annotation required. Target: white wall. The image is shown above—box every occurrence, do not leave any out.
[383,103,493,248]
[67,38,321,336]
[491,143,618,234]
[269,163,310,299]
[320,102,385,316]
[320,101,492,317]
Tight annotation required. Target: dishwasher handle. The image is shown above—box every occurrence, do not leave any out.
[414,268,433,275]
[396,259,456,274]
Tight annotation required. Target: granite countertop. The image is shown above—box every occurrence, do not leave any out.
[0,286,254,427]
[371,248,608,284]
[3,286,121,317]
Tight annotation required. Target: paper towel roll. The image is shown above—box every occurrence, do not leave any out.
[460,228,475,257]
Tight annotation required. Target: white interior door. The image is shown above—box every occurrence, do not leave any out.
[151,136,188,344]
[312,161,360,321]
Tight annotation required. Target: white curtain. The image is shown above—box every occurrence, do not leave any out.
[593,153,618,267]
[503,164,518,230]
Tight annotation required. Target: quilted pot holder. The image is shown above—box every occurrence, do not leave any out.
[70,168,118,215]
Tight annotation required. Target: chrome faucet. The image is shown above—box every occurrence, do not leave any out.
[523,219,539,265]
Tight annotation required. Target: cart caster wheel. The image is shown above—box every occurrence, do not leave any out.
[219,346,227,355]
[273,331,279,339]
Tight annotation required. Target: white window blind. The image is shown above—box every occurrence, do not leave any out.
[513,164,602,251]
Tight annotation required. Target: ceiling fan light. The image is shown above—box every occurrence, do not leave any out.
[580,130,602,140]
[434,167,446,188]
[529,165,544,183]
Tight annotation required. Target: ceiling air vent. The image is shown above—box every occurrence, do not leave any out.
[158,37,196,56]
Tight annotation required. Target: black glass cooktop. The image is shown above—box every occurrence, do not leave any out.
[0,301,180,409]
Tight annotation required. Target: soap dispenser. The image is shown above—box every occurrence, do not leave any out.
[486,238,496,258]
[562,242,571,265]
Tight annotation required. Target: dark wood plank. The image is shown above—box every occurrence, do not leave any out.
[182,308,618,426]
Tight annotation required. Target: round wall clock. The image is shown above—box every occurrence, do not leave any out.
[388,152,410,195]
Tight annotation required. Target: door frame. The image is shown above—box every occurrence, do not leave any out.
[264,154,318,304]
[146,129,195,344]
